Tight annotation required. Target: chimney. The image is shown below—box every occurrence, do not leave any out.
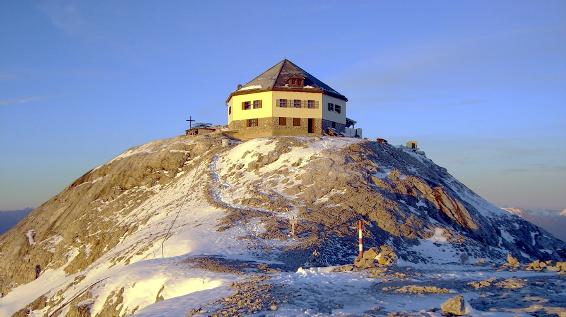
[237,84,242,90]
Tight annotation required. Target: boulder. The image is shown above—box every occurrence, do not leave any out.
[384,285,449,294]
[376,245,397,266]
[467,277,495,289]
[495,278,526,289]
[506,253,520,268]
[547,261,566,272]
[354,248,379,269]
[331,264,354,272]
[441,295,467,316]
[363,247,379,260]
[474,258,487,266]
[354,255,373,269]
[526,260,543,271]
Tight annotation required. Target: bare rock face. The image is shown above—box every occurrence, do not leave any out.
[441,295,467,316]
[0,135,224,297]
[374,171,477,231]
[430,187,477,231]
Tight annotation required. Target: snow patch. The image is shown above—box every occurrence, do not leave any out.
[26,230,36,246]
[42,235,64,253]
[238,84,262,91]
[500,229,515,243]
[429,228,448,243]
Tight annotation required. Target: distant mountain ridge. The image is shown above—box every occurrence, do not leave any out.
[0,208,32,234]
[502,207,566,242]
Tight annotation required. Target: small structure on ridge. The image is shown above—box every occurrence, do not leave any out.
[406,140,418,150]
[185,118,217,136]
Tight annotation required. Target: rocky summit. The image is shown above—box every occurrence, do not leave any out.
[0,133,565,316]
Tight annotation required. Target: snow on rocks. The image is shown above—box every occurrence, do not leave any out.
[1,135,565,316]
[0,137,253,316]
[25,229,36,246]
[88,262,234,316]
[41,234,64,253]
[408,230,461,264]
[0,268,68,316]
[109,138,196,163]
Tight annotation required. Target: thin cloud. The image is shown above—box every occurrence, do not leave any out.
[37,1,85,35]
[335,23,566,92]
[0,96,51,107]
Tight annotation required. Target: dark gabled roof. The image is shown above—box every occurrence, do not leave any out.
[226,59,347,103]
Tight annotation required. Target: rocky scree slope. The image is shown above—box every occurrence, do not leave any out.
[0,134,564,316]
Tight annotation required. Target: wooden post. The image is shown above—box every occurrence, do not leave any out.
[358,220,363,257]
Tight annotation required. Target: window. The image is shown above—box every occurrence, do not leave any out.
[278,99,287,107]
[253,100,262,109]
[328,103,334,111]
[288,78,304,87]
[279,117,286,126]
[242,101,251,110]
[331,121,336,128]
[293,99,301,108]
[335,104,341,114]
[293,118,301,126]
[307,100,315,108]
[228,106,231,114]
[247,118,258,127]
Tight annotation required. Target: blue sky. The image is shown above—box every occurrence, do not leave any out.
[0,0,565,211]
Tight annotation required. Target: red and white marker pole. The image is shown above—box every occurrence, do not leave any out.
[358,220,363,257]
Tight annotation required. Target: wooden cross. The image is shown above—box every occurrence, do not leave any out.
[186,116,195,129]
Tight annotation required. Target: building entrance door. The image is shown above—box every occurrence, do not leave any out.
[307,118,315,133]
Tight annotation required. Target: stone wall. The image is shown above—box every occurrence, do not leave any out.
[228,117,322,140]
[322,119,346,134]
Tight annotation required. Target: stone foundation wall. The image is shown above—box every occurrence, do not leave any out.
[228,117,322,140]
[321,119,346,134]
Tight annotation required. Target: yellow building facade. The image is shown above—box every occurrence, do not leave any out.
[226,59,352,140]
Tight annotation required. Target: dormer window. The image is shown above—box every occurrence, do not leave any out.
[288,77,304,87]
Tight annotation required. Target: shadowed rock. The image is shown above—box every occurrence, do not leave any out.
[441,295,467,316]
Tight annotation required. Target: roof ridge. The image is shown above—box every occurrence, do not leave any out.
[272,59,287,90]
[226,59,347,103]
[240,60,284,88]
